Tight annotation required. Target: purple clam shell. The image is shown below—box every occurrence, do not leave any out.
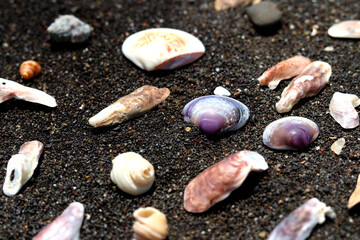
[182,95,250,135]
[262,116,319,150]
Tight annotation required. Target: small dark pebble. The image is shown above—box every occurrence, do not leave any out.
[246,1,282,28]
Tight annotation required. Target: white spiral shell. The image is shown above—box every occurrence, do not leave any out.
[110,152,155,195]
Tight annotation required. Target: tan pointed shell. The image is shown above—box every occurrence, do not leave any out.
[348,174,360,209]
[19,60,42,80]
[110,152,155,195]
[133,207,168,240]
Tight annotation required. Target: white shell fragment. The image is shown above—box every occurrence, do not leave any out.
[268,198,336,240]
[33,202,85,240]
[214,0,253,11]
[348,174,360,209]
[329,92,360,129]
[331,138,345,155]
[3,141,44,196]
[133,207,168,240]
[0,78,57,107]
[328,20,360,39]
[47,15,93,43]
[214,86,231,96]
[110,152,155,195]
[122,28,205,71]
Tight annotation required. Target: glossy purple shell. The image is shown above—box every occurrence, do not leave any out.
[182,95,250,135]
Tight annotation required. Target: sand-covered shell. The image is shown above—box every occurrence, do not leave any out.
[3,141,44,196]
[328,20,360,39]
[348,174,360,209]
[122,28,205,71]
[33,202,85,240]
[110,152,155,196]
[47,15,93,43]
[268,198,336,240]
[329,92,360,129]
[133,207,168,240]
[276,61,331,113]
[257,56,312,90]
[19,60,42,80]
[263,117,319,150]
[89,85,170,127]
[184,150,268,213]
[182,95,250,135]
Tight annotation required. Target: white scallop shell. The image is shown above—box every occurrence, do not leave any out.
[133,207,168,240]
[110,152,155,195]
[329,92,360,129]
[122,28,205,71]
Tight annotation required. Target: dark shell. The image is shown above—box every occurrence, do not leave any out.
[182,95,250,135]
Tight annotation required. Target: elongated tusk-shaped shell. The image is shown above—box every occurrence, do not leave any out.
[122,28,205,71]
[184,150,268,213]
[329,92,360,129]
[133,207,168,240]
[19,60,42,80]
[3,140,44,196]
[328,20,360,39]
[276,61,331,113]
[348,174,360,209]
[33,202,85,240]
[268,198,336,240]
[110,152,155,195]
[257,56,312,90]
[0,78,57,107]
[89,85,170,127]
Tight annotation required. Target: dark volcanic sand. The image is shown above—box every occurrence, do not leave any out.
[0,0,359,239]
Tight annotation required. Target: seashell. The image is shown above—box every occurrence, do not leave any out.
[19,60,42,80]
[110,152,155,195]
[214,86,231,96]
[268,198,336,240]
[47,15,93,43]
[33,202,85,240]
[182,95,250,135]
[89,85,170,127]
[214,0,253,11]
[348,174,360,209]
[329,92,360,129]
[328,20,360,39]
[331,137,345,155]
[262,116,319,150]
[184,150,268,213]
[133,207,168,240]
[3,141,44,196]
[257,56,312,90]
[0,78,57,107]
[276,61,331,113]
[122,28,205,71]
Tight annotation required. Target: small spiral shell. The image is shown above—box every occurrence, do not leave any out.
[19,60,42,80]
[133,207,168,240]
[110,152,155,195]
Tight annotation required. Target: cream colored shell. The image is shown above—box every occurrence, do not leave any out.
[110,152,155,195]
[133,207,168,240]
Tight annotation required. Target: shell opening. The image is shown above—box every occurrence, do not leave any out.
[137,208,155,218]
[10,169,15,181]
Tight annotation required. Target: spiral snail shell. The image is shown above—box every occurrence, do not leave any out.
[110,152,155,195]
[133,207,168,240]
[19,60,42,80]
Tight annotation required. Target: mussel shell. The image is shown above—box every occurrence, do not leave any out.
[263,116,319,150]
[182,95,250,135]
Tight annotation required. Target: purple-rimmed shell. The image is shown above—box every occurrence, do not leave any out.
[182,95,250,135]
[263,116,319,150]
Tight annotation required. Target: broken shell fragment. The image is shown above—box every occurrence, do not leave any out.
[214,0,253,11]
[0,78,57,107]
[263,117,319,150]
[257,56,312,90]
[110,152,155,195]
[331,138,345,155]
[122,28,205,71]
[182,95,250,135]
[328,20,360,39]
[89,85,170,127]
[329,92,360,129]
[268,198,336,240]
[19,60,42,80]
[47,15,93,43]
[348,174,360,209]
[276,61,331,113]
[33,202,85,240]
[3,141,44,196]
[214,86,231,97]
[133,207,168,240]
[184,150,268,213]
